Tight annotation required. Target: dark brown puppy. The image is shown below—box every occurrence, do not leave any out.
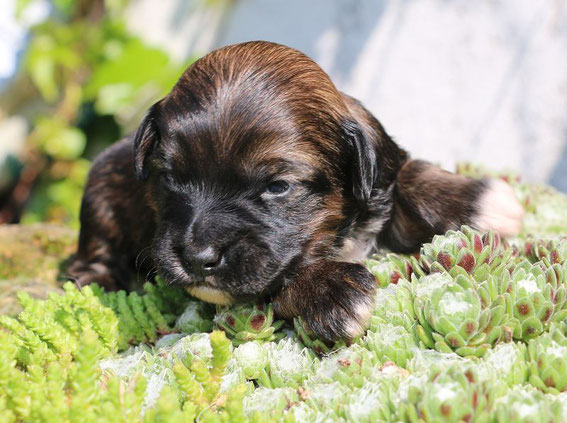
[69,41,523,341]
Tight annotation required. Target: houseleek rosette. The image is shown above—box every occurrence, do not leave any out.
[499,261,567,341]
[397,365,497,423]
[364,322,418,368]
[310,345,379,388]
[174,300,215,334]
[214,303,285,345]
[343,381,396,422]
[232,341,268,380]
[257,338,315,389]
[293,316,346,355]
[365,253,417,287]
[413,273,509,357]
[419,226,513,280]
[525,237,567,267]
[493,385,563,423]
[478,342,528,387]
[527,323,567,394]
[370,280,416,331]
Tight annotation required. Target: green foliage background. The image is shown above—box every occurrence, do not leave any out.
[7,0,192,227]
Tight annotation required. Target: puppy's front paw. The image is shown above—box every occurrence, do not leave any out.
[67,260,122,291]
[273,261,377,342]
[475,179,524,237]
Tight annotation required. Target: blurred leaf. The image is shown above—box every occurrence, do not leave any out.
[16,0,35,18]
[35,118,86,159]
[26,35,58,101]
[52,0,75,17]
[85,38,180,115]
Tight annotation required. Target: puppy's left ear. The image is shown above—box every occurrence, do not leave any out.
[342,119,377,206]
[133,102,161,180]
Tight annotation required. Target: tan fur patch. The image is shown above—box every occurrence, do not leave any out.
[186,286,233,305]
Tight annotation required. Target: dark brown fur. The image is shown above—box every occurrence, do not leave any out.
[69,41,511,341]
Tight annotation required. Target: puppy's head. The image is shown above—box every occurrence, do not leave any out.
[133,41,380,304]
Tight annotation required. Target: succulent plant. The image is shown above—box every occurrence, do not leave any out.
[214,303,285,345]
[293,316,346,355]
[343,381,395,422]
[311,345,378,388]
[498,261,567,341]
[232,341,268,380]
[164,332,214,364]
[493,385,565,423]
[413,273,511,357]
[364,322,418,368]
[478,342,528,387]
[397,365,497,423]
[365,253,417,287]
[527,323,567,394]
[244,387,299,419]
[370,280,416,331]
[493,385,563,423]
[419,226,514,280]
[257,338,315,389]
[174,300,215,334]
[301,381,350,416]
[524,238,567,267]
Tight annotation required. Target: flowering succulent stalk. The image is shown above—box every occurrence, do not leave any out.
[214,303,285,345]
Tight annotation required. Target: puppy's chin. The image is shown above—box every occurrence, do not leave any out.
[186,283,233,305]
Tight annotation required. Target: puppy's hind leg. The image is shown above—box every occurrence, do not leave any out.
[378,159,524,253]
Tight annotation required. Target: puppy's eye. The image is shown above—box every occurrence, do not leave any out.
[266,180,289,195]
[160,173,175,186]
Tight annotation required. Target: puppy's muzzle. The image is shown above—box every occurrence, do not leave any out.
[180,244,225,278]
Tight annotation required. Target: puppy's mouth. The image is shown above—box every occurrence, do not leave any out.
[185,281,233,305]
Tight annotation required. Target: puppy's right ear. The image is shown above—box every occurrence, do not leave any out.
[133,102,161,180]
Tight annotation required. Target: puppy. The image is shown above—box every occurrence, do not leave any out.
[69,41,524,341]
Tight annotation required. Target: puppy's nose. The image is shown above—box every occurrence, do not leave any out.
[183,246,222,276]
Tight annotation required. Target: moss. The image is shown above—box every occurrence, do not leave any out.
[0,224,76,314]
